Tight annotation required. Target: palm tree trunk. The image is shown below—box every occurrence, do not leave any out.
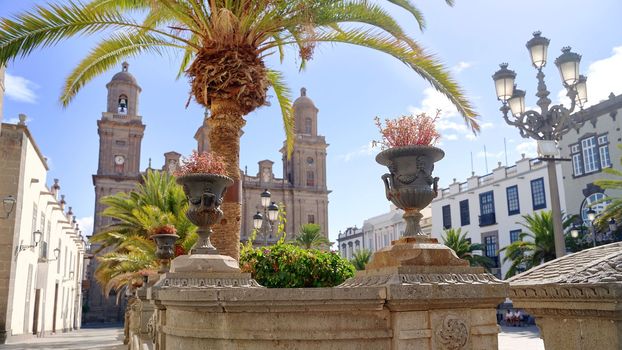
[206,99,246,261]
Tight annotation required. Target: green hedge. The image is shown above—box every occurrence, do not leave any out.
[240,243,355,288]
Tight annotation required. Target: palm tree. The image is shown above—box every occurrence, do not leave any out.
[91,170,196,291]
[441,228,494,269]
[350,249,372,271]
[594,144,622,230]
[294,223,330,249]
[0,0,479,260]
[500,211,573,279]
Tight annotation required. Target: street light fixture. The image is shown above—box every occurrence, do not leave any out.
[492,31,586,258]
[16,230,43,255]
[585,208,617,248]
[252,189,279,244]
[2,195,16,219]
[47,247,61,262]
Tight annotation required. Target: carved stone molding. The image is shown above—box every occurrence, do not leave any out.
[510,284,614,300]
[527,307,621,318]
[339,273,503,288]
[434,314,469,350]
[157,276,262,289]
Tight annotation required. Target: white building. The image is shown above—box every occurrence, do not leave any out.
[337,205,431,259]
[0,118,86,342]
[559,93,622,225]
[431,156,565,278]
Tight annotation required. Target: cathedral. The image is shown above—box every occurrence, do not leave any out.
[84,63,329,322]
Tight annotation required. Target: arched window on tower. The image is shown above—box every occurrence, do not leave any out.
[118,95,128,114]
[306,170,314,187]
[305,117,312,134]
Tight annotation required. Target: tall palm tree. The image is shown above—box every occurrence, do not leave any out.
[0,0,479,260]
[294,223,330,249]
[91,170,196,291]
[500,211,573,279]
[350,249,372,271]
[441,228,494,269]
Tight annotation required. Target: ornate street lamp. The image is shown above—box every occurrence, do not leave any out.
[493,31,587,258]
[2,195,16,219]
[253,189,279,245]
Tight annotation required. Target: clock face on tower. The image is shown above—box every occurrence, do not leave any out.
[114,155,125,165]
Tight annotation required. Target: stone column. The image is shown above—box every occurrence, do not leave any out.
[509,242,622,350]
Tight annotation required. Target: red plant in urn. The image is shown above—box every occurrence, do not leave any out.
[150,224,179,273]
[174,150,228,177]
[373,111,441,150]
[374,111,445,237]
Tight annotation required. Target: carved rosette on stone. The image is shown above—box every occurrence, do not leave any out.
[509,242,622,350]
[176,173,233,254]
[435,315,469,350]
[376,145,444,236]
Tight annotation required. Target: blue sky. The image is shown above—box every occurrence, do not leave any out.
[2,1,621,242]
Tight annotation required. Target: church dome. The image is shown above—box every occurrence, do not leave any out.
[110,62,137,85]
[293,87,316,109]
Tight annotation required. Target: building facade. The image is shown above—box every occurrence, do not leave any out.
[0,119,85,343]
[197,88,330,243]
[559,93,622,225]
[430,156,564,278]
[85,63,145,323]
[337,205,431,259]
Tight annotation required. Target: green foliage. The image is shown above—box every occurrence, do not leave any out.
[294,223,330,249]
[240,243,355,288]
[593,144,622,230]
[499,211,573,279]
[441,228,494,269]
[350,249,372,271]
[90,170,196,293]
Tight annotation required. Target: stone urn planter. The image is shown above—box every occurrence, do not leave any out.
[176,173,233,255]
[376,145,444,236]
[152,233,179,273]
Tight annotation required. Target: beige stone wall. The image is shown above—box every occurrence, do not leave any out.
[0,65,5,132]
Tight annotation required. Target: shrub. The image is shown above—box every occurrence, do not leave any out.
[175,150,227,176]
[240,243,355,288]
[373,112,440,149]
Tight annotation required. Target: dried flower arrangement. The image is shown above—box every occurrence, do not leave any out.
[373,111,441,150]
[174,150,228,176]
[149,224,177,236]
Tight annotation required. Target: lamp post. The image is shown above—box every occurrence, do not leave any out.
[586,208,618,248]
[2,195,16,219]
[492,31,588,258]
[252,189,279,245]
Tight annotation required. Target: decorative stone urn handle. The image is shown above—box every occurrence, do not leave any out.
[381,173,394,201]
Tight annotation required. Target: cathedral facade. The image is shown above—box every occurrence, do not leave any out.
[85,65,329,322]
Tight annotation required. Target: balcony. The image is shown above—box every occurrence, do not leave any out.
[479,213,496,227]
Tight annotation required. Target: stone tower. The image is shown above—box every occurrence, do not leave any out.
[240,88,330,243]
[86,62,145,323]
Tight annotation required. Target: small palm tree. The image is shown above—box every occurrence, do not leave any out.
[350,249,372,271]
[441,228,494,269]
[500,211,573,279]
[294,223,330,249]
[594,144,622,230]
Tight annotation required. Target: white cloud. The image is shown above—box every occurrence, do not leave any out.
[516,140,537,158]
[4,73,38,103]
[76,216,94,237]
[337,142,375,162]
[452,61,473,74]
[445,134,458,141]
[464,133,477,141]
[480,122,494,129]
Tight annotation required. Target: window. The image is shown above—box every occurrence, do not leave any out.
[459,200,470,226]
[306,171,314,187]
[480,191,495,215]
[531,178,546,210]
[482,234,499,268]
[118,95,128,114]
[510,229,521,243]
[581,137,598,173]
[31,204,38,243]
[305,117,312,134]
[506,185,520,216]
[597,135,608,145]
[571,144,580,153]
[442,205,452,229]
[307,214,315,224]
[572,153,583,176]
[580,193,610,225]
[600,144,611,168]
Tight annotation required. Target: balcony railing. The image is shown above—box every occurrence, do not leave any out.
[479,212,496,226]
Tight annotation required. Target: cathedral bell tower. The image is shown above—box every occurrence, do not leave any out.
[87,62,145,323]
